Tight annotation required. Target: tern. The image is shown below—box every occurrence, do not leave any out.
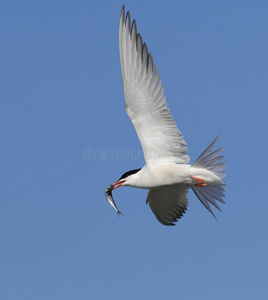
[105,6,226,226]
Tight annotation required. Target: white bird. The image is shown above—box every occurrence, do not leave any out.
[105,6,226,226]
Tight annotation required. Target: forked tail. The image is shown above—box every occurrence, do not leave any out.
[191,135,226,218]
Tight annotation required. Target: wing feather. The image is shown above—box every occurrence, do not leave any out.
[146,185,189,226]
[119,6,189,164]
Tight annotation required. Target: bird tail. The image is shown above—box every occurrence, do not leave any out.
[191,135,226,218]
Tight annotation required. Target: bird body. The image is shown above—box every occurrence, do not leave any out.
[104,6,226,226]
[121,164,224,189]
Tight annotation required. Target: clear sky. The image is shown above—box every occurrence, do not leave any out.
[1,1,268,299]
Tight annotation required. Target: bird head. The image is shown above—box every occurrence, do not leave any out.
[112,168,141,189]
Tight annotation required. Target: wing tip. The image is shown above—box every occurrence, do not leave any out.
[120,5,125,27]
[154,211,176,226]
[120,5,155,77]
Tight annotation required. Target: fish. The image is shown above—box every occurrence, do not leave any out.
[104,184,123,216]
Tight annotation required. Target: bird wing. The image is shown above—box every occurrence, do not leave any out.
[119,6,189,164]
[146,185,189,226]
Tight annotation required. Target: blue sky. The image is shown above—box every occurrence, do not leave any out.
[1,1,268,299]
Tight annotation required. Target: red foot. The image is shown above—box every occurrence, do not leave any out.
[190,175,207,187]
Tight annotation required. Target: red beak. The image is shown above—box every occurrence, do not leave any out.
[112,180,126,190]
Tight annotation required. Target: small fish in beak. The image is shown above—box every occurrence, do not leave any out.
[104,184,123,216]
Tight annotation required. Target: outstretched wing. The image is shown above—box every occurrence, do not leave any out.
[146,185,189,226]
[119,6,189,165]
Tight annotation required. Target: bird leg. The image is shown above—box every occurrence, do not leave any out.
[190,175,207,187]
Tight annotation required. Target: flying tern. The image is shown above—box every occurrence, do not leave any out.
[105,6,226,226]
